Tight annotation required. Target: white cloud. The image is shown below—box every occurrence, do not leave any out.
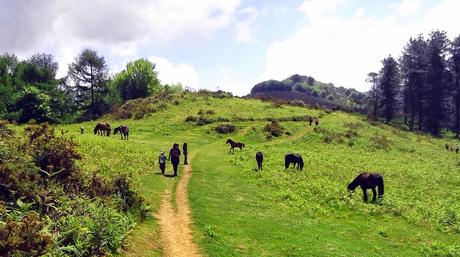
[233,7,259,43]
[298,0,348,20]
[390,0,421,17]
[149,56,200,89]
[263,0,460,92]
[1,0,241,78]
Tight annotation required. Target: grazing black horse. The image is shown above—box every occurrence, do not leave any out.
[226,139,245,153]
[94,123,111,136]
[256,151,263,170]
[347,172,384,202]
[284,153,304,171]
[114,125,129,140]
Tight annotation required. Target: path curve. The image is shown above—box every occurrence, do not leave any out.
[156,162,202,257]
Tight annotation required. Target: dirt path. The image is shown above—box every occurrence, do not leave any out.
[156,162,202,257]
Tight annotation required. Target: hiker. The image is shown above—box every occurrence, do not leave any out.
[159,150,167,175]
[183,143,188,165]
[80,127,84,134]
[168,143,181,176]
[315,118,319,126]
[308,116,313,126]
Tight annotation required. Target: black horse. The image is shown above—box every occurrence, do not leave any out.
[94,123,111,136]
[347,172,384,202]
[284,153,304,171]
[114,125,129,140]
[446,143,450,150]
[226,139,245,153]
[256,151,263,170]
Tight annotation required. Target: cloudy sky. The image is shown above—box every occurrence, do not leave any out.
[1,0,459,95]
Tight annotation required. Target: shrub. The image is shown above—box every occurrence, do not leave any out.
[215,124,236,134]
[264,121,284,137]
[371,134,391,150]
[196,116,215,126]
[185,116,198,123]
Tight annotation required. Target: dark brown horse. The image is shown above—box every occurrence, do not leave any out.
[114,125,129,140]
[285,153,304,171]
[256,151,263,170]
[226,139,245,153]
[348,172,384,202]
[94,123,111,136]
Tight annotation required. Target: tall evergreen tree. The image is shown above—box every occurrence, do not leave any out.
[366,72,380,121]
[68,48,109,119]
[425,30,449,135]
[400,35,428,130]
[450,34,460,138]
[378,56,401,123]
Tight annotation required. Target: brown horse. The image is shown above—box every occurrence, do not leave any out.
[285,153,304,171]
[114,125,129,140]
[94,123,111,136]
[226,139,245,153]
[347,172,384,202]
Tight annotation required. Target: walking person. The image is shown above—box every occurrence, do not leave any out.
[168,143,181,176]
[183,143,188,165]
[308,116,313,126]
[159,150,167,175]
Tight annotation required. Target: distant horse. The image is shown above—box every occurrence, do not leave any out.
[256,151,263,170]
[347,172,384,202]
[226,139,245,153]
[94,123,111,136]
[114,125,129,140]
[456,145,459,154]
[446,143,449,150]
[284,153,304,171]
[80,127,84,134]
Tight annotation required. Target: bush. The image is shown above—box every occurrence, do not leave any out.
[264,121,284,137]
[215,124,236,134]
[371,134,391,150]
[185,115,198,122]
[196,116,215,126]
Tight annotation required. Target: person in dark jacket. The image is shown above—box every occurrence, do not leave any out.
[308,116,313,126]
[183,143,188,165]
[159,150,167,175]
[168,143,181,176]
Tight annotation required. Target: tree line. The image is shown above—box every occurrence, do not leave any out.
[369,30,460,137]
[0,48,183,123]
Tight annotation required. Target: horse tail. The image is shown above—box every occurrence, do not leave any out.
[378,176,384,196]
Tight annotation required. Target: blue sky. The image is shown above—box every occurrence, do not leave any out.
[1,0,459,95]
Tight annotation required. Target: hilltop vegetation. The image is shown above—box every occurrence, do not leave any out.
[249,74,367,111]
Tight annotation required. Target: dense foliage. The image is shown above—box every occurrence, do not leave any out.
[371,30,460,136]
[0,122,147,256]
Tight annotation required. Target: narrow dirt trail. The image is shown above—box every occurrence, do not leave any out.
[156,162,202,257]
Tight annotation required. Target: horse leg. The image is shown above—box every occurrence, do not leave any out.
[371,187,377,202]
[361,187,368,202]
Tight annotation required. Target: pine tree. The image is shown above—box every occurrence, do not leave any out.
[378,56,401,123]
[450,34,460,138]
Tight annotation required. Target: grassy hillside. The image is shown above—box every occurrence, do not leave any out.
[50,92,459,256]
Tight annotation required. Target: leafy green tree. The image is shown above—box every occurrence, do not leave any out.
[163,82,184,94]
[0,54,18,116]
[68,48,109,119]
[113,59,161,101]
[15,86,52,123]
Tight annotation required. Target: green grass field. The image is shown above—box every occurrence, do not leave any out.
[56,93,460,256]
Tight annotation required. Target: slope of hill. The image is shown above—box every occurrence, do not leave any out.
[4,92,459,256]
[249,74,367,111]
